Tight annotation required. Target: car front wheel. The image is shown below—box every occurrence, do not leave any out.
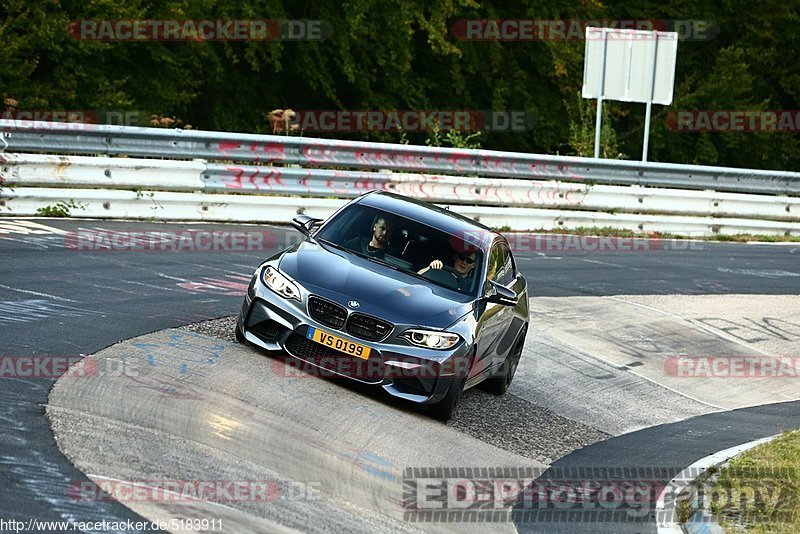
[428,376,465,422]
[234,322,247,344]
[482,327,526,395]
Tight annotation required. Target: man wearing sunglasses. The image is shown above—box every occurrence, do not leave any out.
[418,249,478,291]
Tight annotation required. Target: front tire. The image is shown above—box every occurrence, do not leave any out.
[482,327,526,395]
[428,377,464,421]
[234,321,247,344]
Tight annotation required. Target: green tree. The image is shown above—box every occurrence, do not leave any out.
[1,0,797,170]
[566,91,623,158]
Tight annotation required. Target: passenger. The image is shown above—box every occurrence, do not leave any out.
[345,216,393,258]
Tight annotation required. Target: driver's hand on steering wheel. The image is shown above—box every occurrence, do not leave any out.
[418,259,446,275]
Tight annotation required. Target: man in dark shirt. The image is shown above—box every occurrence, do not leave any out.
[345,216,393,258]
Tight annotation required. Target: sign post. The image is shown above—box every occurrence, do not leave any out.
[593,27,608,159]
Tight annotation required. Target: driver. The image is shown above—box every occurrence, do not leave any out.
[418,249,478,290]
[345,216,393,258]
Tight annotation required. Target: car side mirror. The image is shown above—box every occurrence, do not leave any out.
[291,214,323,237]
[484,280,518,306]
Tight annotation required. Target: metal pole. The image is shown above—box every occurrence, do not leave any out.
[594,28,608,159]
[642,32,660,162]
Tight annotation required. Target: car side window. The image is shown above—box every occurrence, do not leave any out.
[487,240,514,287]
[487,242,504,283]
[500,240,515,285]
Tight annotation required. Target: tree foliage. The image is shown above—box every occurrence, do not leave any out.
[1,0,798,170]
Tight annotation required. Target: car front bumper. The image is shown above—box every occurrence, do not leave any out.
[237,280,468,405]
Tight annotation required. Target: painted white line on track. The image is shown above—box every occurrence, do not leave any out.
[580,258,644,270]
[717,267,800,278]
[88,283,143,296]
[0,283,79,303]
[153,272,193,283]
[568,347,726,411]
[9,220,69,234]
[533,296,728,411]
[0,220,68,235]
[120,280,184,292]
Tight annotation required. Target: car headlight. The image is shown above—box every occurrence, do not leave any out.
[261,266,300,301]
[400,329,461,350]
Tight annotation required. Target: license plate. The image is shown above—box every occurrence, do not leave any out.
[307,327,371,360]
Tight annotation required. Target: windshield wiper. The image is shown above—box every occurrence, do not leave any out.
[317,239,398,269]
[316,238,350,253]
[353,250,404,272]
[404,270,436,284]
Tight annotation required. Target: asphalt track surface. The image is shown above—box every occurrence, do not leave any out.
[1,218,799,531]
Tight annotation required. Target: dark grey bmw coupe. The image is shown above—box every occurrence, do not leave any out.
[236,191,529,420]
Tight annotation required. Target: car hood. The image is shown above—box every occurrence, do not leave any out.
[278,241,474,328]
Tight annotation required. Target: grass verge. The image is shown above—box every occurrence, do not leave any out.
[709,429,800,532]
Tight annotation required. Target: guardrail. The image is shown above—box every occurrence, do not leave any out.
[2,152,800,235]
[1,120,799,236]
[3,119,800,195]
[5,188,799,236]
[3,153,798,222]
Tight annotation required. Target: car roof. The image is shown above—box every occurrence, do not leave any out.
[356,191,498,250]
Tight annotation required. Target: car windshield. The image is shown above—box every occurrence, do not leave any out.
[314,204,484,295]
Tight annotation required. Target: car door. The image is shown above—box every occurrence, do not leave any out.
[494,245,527,365]
[471,239,513,380]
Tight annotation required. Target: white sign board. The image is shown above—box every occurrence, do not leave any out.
[582,27,678,105]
